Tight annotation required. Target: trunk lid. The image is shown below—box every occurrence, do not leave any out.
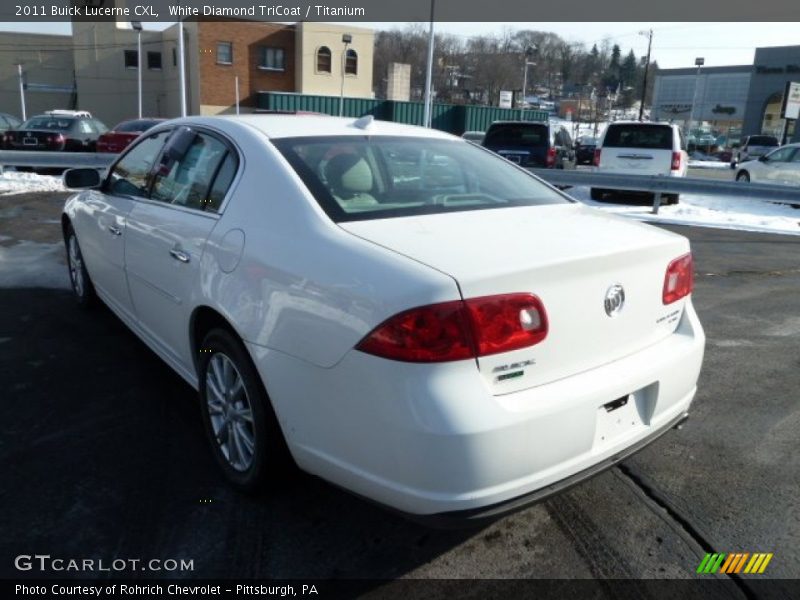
[341,204,690,394]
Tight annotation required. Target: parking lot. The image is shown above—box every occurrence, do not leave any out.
[0,186,798,590]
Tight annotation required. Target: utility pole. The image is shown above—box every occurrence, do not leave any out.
[339,33,352,117]
[689,57,705,135]
[132,21,143,119]
[178,19,187,117]
[638,29,653,121]
[16,63,26,121]
[422,0,435,128]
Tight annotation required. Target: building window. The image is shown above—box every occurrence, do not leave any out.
[172,47,177,67]
[316,46,331,73]
[124,50,138,69]
[345,49,358,75]
[147,51,162,70]
[259,47,285,71]
[217,42,233,65]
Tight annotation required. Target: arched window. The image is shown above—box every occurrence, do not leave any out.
[316,46,331,73]
[345,49,358,75]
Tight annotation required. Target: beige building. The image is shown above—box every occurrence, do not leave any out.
[294,23,374,100]
[0,17,374,128]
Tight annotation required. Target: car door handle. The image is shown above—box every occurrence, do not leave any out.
[169,248,190,263]
[108,225,122,236]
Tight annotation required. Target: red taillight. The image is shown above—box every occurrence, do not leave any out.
[356,294,548,363]
[671,151,681,171]
[663,253,694,304]
[593,148,601,167]
[546,147,557,168]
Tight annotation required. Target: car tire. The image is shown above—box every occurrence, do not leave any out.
[590,188,605,201]
[736,171,750,183]
[197,328,293,492]
[64,223,97,308]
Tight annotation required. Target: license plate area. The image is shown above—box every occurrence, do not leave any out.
[23,137,38,146]
[593,382,658,448]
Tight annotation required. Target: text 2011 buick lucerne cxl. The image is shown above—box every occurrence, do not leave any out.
[61,115,705,523]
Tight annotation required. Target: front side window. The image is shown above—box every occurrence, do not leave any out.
[217,42,233,65]
[345,49,357,75]
[316,46,331,73]
[764,146,794,162]
[259,46,285,71]
[274,136,568,223]
[151,132,229,211]
[107,131,170,198]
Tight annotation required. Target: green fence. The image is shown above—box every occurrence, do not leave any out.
[256,92,549,135]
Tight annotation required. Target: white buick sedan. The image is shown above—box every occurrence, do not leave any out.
[62,115,705,522]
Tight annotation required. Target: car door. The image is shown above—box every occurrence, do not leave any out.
[124,127,237,370]
[74,130,170,318]
[786,147,800,185]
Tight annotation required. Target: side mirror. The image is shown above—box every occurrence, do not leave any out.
[162,126,196,162]
[63,168,101,189]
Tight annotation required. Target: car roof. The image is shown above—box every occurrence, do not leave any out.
[210,114,458,140]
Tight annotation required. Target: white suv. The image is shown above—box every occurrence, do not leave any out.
[592,122,688,205]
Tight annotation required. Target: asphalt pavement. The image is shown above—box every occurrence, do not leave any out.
[0,225,798,590]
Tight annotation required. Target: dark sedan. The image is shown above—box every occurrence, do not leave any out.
[575,136,598,165]
[3,112,108,152]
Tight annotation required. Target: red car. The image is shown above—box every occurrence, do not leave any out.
[96,118,166,154]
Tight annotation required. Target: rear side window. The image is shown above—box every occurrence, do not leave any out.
[748,136,779,146]
[603,125,673,150]
[205,151,239,212]
[484,123,549,148]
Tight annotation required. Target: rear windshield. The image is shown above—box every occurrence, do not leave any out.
[274,135,568,223]
[115,119,162,133]
[21,117,75,131]
[483,123,548,148]
[748,136,778,146]
[603,125,673,150]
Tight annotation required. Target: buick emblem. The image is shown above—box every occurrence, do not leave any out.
[604,284,625,317]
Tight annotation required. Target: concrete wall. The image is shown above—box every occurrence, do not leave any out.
[295,22,373,99]
[0,32,75,122]
[742,46,800,143]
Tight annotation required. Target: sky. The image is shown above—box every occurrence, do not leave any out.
[3,21,799,69]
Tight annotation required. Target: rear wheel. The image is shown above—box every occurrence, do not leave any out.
[64,224,96,308]
[736,171,750,183]
[197,328,292,491]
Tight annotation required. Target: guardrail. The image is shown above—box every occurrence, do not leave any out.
[0,150,117,170]
[529,168,800,214]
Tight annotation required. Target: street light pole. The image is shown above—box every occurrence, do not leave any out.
[339,33,352,117]
[132,21,143,119]
[638,29,653,121]
[689,57,705,134]
[178,19,187,117]
[519,45,536,119]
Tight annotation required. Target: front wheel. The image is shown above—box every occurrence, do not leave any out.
[64,224,96,308]
[198,328,292,491]
[736,171,750,183]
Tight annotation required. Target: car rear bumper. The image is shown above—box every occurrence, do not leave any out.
[247,300,705,517]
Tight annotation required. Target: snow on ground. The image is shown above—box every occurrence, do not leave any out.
[0,238,69,289]
[688,160,730,170]
[0,170,65,194]
[568,186,800,236]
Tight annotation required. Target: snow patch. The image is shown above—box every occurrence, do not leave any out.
[0,170,65,195]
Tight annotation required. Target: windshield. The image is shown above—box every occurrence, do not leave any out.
[115,119,162,133]
[21,117,75,131]
[748,136,778,146]
[274,135,568,223]
[483,123,548,148]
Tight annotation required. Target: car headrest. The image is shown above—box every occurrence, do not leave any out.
[325,154,373,195]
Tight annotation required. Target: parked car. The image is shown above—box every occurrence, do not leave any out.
[3,110,108,151]
[731,135,779,167]
[96,118,166,154]
[461,130,485,144]
[574,136,598,165]
[735,143,800,185]
[482,120,576,169]
[61,115,704,521]
[592,121,688,204]
[0,112,22,132]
